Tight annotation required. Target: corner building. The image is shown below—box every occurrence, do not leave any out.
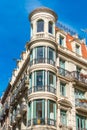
[0,7,87,130]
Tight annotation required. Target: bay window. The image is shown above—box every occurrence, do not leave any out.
[29,70,56,93]
[29,46,56,66]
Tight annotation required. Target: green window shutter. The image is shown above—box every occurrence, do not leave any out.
[82,118,85,128]
[48,100,50,119]
[76,115,78,129]
[54,102,56,120]
[43,71,44,86]
[53,74,56,88]
[48,71,49,86]
[48,47,49,59]
[42,100,45,118]
[34,71,36,86]
[85,119,87,129]
[33,100,36,119]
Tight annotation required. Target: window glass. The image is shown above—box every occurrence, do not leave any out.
[37,47,44,59]
[33,99,45,125]
[37,20,44,32]
[48,100,56,126]
[76,44,80,55]
[76,115,87,129]
[60,110,67,125]
[48,47,55,65]
[59,35,64,46]
[48,71,56,88]
[36,71,43,86]
[60,82,66,96]
[48,21,53,34]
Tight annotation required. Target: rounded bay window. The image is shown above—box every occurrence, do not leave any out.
[28,99,56,127]
[29,46,56,66]
[28,70,56,94]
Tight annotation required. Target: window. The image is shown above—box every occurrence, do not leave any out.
[48,47,55,65]
[60,82,66,96]
[76,44,80,55]
[59,59,65,76]
[76,115,87,129]
[36,47,45,63]
[48,100,56,126]
[29,70,56,93]
[59,35,64,46]
[31,24,33,37]
[60,110,67,125]
[48,21,53,34]
[37,19,44,32]
[33,99,45,125]
[34,71,45,91]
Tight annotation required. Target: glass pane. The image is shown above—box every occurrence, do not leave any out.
[37,47,43,59]
[36,100,42,118]
[36,71,43,86]
[49,48,53,60]
[37,20,44,32]
[49,22,53,34]
[59,36,64,46]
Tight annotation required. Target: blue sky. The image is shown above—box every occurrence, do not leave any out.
[0,0,87,97]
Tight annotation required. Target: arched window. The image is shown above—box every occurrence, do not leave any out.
[37,19,44,32]
[48,21,53,34]
[31,24,33,37]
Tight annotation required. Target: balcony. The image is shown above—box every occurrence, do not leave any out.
[75,98,87,112]
[29,58,55,67]
[71,71,87,85]
[58,67,71,79]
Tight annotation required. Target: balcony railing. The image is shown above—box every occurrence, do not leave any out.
[71,71,87,84]
[75,98,87,108]
[28,86,56,95]
[47,118,56,126]
[58,67,71,78]
[34,86,45,92]
[29,58,55,66]
[47,86,56,94]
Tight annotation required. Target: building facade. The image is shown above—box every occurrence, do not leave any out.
[0,7,87,130]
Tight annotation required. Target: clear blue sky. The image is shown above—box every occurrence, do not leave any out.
[0,0,87,97]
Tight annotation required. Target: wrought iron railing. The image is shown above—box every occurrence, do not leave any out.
[29,58,55,66]
[58,67,71,78]
[75,98,87,108]
[47,86,56,94]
